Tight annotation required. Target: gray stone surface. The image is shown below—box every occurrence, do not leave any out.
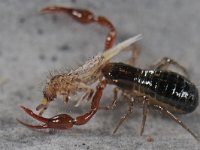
[0,0,200,149]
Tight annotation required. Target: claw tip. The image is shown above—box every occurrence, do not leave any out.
[19,105,26,110]
[41,6,57,13]
[16,118,26,126]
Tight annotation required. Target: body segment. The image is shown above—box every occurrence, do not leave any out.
[102,62,199,140]
[102,62,199,113]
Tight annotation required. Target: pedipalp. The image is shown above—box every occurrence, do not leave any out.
[18,80,107,129]
[41,6,116,50]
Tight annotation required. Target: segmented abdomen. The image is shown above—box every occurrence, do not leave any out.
[138,70,198,113]
[102,63,199,113]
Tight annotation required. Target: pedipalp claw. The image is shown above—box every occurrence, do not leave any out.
[18,105,74,129]
[41,6,56,12]
[19,105,49,123]
[17,119,48,129]
[41,6,71,14]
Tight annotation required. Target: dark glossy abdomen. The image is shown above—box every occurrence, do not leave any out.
[102,63,199,113]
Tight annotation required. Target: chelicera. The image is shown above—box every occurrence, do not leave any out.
[17,6,199,141]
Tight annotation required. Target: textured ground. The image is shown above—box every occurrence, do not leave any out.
[0,0,200,150]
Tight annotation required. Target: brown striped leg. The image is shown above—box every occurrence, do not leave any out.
[112,95,135,134]
[99,87,119,110]
[152,104,199,141]
[126,43,140,65]
[140,96,149,136]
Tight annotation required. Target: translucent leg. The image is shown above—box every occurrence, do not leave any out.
[99,87,119,110]
[153,104,199,141]
[150,57,189,78]
[113,96,134,134]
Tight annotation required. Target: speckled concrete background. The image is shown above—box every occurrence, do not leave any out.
[0,0,200,150]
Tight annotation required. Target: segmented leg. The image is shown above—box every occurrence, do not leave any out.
[150,57,189,78]
[75,84,94,107]
[113,96,134,134]
[41,6,116,50]
[17,80,107,129]
[153,104,199,141]
[140,96,149,136]
[112,95,149,135]
[126,43,140,65]
[99,87,119,110]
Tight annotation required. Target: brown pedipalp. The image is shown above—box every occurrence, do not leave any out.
[41,6,116,50]
[17,80,107,129]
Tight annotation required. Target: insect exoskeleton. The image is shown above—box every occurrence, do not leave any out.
[101,62,199,141]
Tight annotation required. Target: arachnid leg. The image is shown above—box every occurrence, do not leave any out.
[99,87,119,110]
[153,104,199,141]
[149,57,189,78]
[17,80,107,129]
[41,6,116,50]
